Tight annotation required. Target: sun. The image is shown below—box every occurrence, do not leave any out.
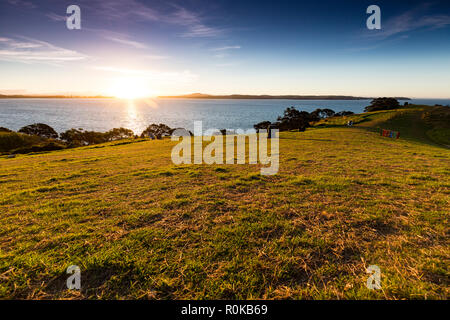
[108,77,153,99]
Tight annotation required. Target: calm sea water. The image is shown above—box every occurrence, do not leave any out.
[0,98,448,135]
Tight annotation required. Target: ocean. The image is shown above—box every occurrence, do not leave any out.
[0,98,448,135]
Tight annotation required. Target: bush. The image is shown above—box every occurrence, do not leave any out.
[18,123,58,139]
[0,127,12,133]
[0,132,42,153]
[364,98,400,112]
[11,141,66,154]
[141,124,172,139]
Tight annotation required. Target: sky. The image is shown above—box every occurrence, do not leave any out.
[0,0,449,98]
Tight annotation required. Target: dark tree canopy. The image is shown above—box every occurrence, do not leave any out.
[60,128,104,146]
[0,127,12,132]
[60,127,135,147]
[18,123,58,139]
[253,121,272,131]
[141,124,172,139]
[276,107,311,131]
[365,98,400,112]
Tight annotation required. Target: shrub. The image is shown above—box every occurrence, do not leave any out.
[18,123,58,139]
[0,127,12,133]
[141,124,172,139]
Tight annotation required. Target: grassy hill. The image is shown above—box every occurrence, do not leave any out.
[0,106,448,299]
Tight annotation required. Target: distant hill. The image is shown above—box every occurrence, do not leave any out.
[158,93,411,100]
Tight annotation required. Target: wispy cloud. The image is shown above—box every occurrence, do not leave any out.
[46,13,66,22]
[211,46,241,51]
[6,0,36,9]
[363,4,450,40]
[82,28,149,49]
[104,36,148,49]
[0,37,87,64]
[60,0,224,38]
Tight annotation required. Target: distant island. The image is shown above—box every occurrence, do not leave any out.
[0,94,114,99]
[158,93,411,100]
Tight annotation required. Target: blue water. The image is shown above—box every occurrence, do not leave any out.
[0,98,448,135]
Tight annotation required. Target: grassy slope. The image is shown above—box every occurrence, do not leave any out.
[0,107,449,299]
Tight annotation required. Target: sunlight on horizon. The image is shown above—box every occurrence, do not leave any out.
[107,77,157,100]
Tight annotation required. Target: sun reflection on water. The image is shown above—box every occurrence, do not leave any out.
[125,98,159,135]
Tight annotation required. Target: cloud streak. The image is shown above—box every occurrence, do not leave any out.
[0,37,87,64]
[60,0,224,38]
[364,5,450,40]
[211,46,241,51]
[6,0,36,9]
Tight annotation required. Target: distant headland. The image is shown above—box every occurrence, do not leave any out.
[158,93,411,100]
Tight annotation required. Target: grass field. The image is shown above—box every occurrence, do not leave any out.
[0,106,449,299]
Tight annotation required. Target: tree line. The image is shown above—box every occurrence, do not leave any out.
[0,123,187,154]
[254,107,354,132]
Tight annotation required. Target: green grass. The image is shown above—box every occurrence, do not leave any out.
[0,106,449,299]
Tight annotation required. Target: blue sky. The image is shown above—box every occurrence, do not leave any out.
[0,0,449,98]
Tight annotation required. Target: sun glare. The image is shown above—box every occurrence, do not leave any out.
[108,77,153,99]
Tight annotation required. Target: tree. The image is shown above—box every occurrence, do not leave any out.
[277,107,311,131]
[140,124,172,139]
[253,121,272,132]
[105,128,134,141]
[335,111,354,117]
[60,129,86,146]
[0,127,12,132]
[18,123,58,139]
[365,98,400,112]
[60,128,107,146]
